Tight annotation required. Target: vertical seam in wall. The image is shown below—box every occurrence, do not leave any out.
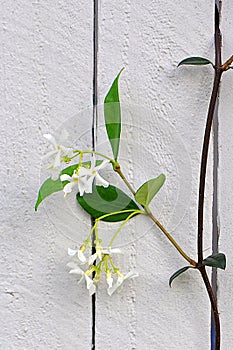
[211,89,220,350]
[92,1,98,349]
[211,2,221,348]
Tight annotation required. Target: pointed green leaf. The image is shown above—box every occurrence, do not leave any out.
[35,177,63,211]
[104,68,124,160]
[134,174,166,206]
[35,161,103,211]
[202,253,226,270]
[77,184,140,222]
[178,57,213,67]
[169,266,193,287]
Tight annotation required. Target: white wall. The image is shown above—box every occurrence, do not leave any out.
[1,1,232,349]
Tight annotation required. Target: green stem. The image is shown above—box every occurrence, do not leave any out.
[73,149,116,164]
[108,211,141,247]
[87,209,144,242]
[94,209,143,222]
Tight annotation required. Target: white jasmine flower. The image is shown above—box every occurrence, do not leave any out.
[107,270,139,296]
[43,133,73,180]
[60,156,109,196]
[78,156,110,193]
[68,246,86,264]
[67,262,96,296]
[60,171,86,196]
[88,247,121,266]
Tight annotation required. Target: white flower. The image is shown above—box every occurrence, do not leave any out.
[68,247,86,264]
[107,270,139,296]
[88,247,121,266]
[67,262,96,296]
[106,269,113,288]
[78,156,110,193]
[60,156,109,196]
[43,133,73,180]
[60,171,87,197]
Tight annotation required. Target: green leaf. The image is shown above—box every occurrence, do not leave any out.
[35,177,63,211]
[35,161,103,211]
[178,57,213,67]
[202,253,226,270]
[77,184,140,222]
[134,174,166,206]
[104,68,124,160]
[169,266,193,287]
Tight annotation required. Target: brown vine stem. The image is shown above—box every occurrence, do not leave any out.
[197,4,223,349]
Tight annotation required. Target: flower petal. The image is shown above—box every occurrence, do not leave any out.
[60,174,72,182]
[63,182,75,194]
[88,283,96,296]
[107,276,113,288]
[78,178,87,196]
[95,174,109,188]
[67,262,84,276]
[68,248,77,256]
[88,253,97,266]
[85,275,96,295]
[78,249,87,263]
[107,283,120,296]
[107,271,139,296]
[60,145,73,158]
[95,159,109,171]
[78,166,91,177]
[84,176,94,194]
[44,134,57,148]
[102,248,122,255]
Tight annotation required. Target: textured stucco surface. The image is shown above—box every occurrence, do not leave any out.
[1,1,93,349]
[0,1,232,349]
[96,1,214,349]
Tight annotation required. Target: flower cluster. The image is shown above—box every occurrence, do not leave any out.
[67,240,138,296]
[60,157,109,197]
[43,132,139,297]
[43,133,110,196]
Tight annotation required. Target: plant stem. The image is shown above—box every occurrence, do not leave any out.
[199,266,220,349]
[73,149,115,163]
[197,4,223,349]
[114,167,136,195]
[147,210,196,266]
[197,70,222,263]
[114,166,196,266]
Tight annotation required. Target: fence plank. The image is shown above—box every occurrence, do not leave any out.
[96,1,214,349]
[0,1,93,349]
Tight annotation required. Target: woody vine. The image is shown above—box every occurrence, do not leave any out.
[35,4,232,350]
